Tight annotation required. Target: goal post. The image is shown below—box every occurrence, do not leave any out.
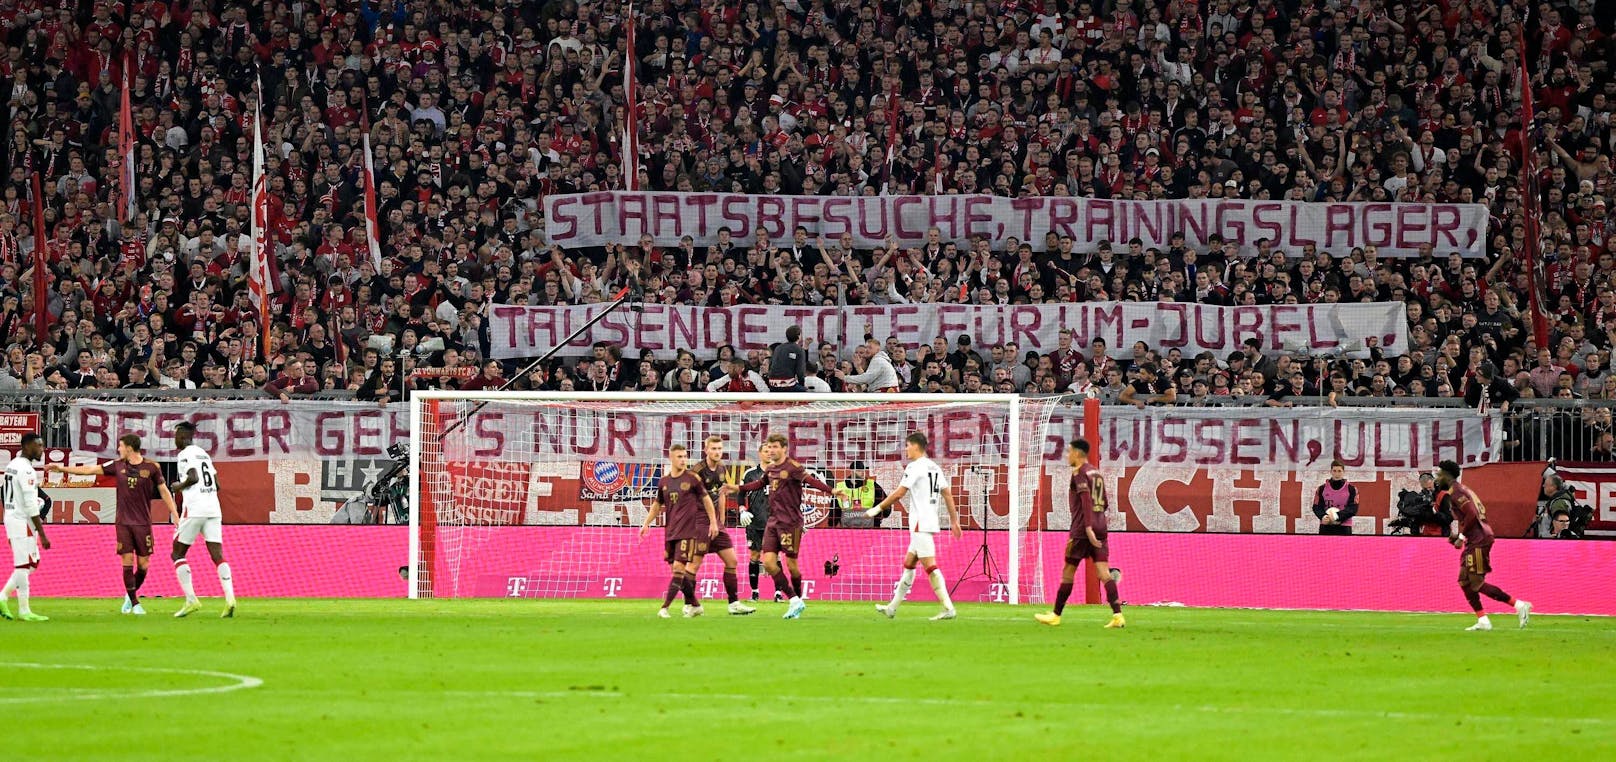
[408,392,1062,604]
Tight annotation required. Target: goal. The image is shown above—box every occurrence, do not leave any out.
[408,392,1064,605]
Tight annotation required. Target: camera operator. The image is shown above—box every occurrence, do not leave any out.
[1535,473,1588,539]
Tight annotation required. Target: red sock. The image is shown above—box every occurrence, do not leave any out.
[722,571,738,603]
[680,575,696,605]
[790,573,803,598]
[771,571,795,598]
[1053,583,1073,615]
[662,572,684,608]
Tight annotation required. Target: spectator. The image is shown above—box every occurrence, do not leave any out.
[265,360,319,402]
[841,338,900,393]
[766,326,808,392]
[706,358,767,394]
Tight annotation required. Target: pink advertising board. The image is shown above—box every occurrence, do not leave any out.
[27,526,1616,616]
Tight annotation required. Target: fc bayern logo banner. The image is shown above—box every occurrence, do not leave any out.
[579,460,661,501]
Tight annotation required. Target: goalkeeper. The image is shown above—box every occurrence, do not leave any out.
[837,461,889,528]
[739,445,773,601]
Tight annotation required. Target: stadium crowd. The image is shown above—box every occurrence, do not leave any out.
[0,0,1612,423]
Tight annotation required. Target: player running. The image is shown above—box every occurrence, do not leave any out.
[50,434,178,615]
[739,446,772,601]
[867,433,960,621]
[1434,460,1532,631]
[170,422,238,619]
[640,444,719,619]
[1037,439,1125,629]
[1,433,50,622]
[725,433,848,619]
[691,436,756,615]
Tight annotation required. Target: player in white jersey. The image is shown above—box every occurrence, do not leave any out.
[1,433,50,621]
[169,422,237,618]
[866,432,960,621]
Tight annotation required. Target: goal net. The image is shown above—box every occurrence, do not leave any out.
[409,393,1062,605]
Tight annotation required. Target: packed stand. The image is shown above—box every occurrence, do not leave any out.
[0,0,1611,428]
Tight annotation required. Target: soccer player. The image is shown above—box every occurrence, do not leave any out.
[170,422,237,619]
[1,433,50,622]
[1434,460,1532,631]
[738,446,772,601]
[1036,439,1125,629]
[867,433,960,621]
[639,444,719,619]
[726,433,847,619]
[691,435,757,615]
[49,434,178,615]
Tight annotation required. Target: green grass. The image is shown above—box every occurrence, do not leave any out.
[3,599,1611,761]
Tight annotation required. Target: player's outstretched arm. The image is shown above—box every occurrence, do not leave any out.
[867,486,907,518]
[47,463,106,477]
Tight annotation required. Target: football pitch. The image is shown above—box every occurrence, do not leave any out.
[4,599,1610,761]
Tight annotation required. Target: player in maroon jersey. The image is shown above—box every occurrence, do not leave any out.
[691,436,756,615]
[639,444,719,619]
[725,433,847,619]
[1036,439,1124,629]
[1434,461,1532,631]
[50,434,178,615]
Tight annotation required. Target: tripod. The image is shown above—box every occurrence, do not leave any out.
[951,467,1001,595]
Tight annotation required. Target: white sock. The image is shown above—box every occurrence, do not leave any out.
[217,562,235,604]
[176,561,196,602]
[888,568,915,610]
[1,569,17,599]
[928,568,954,611]
[14,569,29,615]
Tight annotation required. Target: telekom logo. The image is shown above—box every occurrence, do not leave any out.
[798,580,815,599]
[697,579,721,599]
[988,583,1009,603]
[603,578,624,597]
[505,577,528,597]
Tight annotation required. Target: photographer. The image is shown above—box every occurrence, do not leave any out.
[1535,473,1589,539]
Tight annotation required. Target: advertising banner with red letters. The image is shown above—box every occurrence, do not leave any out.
[543,192,1487,257]
[488,301,1408,360]
[60,400,1531,534]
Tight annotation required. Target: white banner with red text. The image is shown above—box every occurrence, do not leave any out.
[488,301,1408,360]
[63,401,1507,530]
[543,192,1488,257]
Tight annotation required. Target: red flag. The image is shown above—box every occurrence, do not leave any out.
[360,124,383,272]
[248,82,274,361]
[30,168,50,340]
[119,53,136,224]
[622,2,640,190]
[1517,27,1549,350]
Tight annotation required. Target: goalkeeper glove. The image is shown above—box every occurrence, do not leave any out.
[739,511,753,527]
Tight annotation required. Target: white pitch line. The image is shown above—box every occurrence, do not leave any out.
[442,689,1609,725]
[0,663,264,704]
